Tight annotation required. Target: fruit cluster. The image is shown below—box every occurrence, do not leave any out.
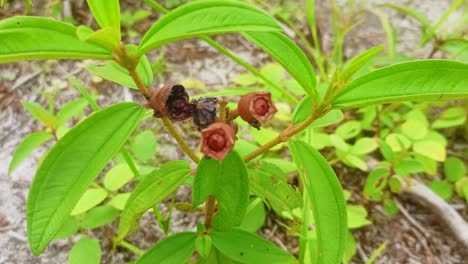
[147,82,277,160]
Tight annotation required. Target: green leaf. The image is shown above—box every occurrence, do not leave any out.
[292,96,344,125]
[239,198,266,233]
[21,101,55,128]
[196,235,212,259]
[212,228,296,264]
[400,119,428,140]
[342,154,368,171]
[333,60,468,108]
[69,237,101,264]
[103,163,135,191]
[289,140,347,264]
[432,107,466,129]
[27,102,145,255]
[131,130,157,162]
[347,205,372,229]
[87,52,153,89]
[261,158,297,174]
[71,188,108,215]
[136,232,197,264]
[335,121,361,140]
[444,157,466,182]
[138,0,281,54]
[415,154,437,175]
[385,133,411,152]
[86,0,121,37]
[428,180,453,200]
[394,158,424,176]
[413,140,446,162]
[82,205,119,230]
[249,164,302,219]
[243,31,317,98]
[118,161,190,240]
[193,151,249,231]
[55,98,88,128]
[0,17,111,63]
[108,192,131,210]
[9,131,52,174]
[351,137,378,155]
[341,46,384,81]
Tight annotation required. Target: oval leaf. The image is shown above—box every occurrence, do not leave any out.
[82,205,119,230]
[69,237,101,264]
[0,17,111,63]
[136,232,197,264]
[193,151,249,231]
[212,228,296,263]
[9,131,52,174]
[118,161,190,240]
[103,163,135,191]
[288,140,347,264]
[138,0,281,54]
[27,102,145,255]
[243,31,317,98]
[333,60,468,108]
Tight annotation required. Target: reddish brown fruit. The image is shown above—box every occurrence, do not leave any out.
[200,122,236,160]
[237,92,277,128]
[148,82,195,121]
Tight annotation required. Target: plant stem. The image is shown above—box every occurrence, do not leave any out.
[129,68,152,99]
[118,240,144,256]
[204,195,216,233]
[244,104,327,162]
[161,117,200,164]
[120,148,140,178]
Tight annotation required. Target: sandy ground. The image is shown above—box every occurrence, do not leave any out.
[0,0,466,263]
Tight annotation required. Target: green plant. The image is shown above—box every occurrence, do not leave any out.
[3,0,468,263]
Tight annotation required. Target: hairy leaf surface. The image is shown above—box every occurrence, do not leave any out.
[136,232,197,264]
[212,229,296,263]
[27,102,145,255]
[193,151,249,231]
[289,140,347,264]
[139,0,281,54]
[333,60,468,108]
